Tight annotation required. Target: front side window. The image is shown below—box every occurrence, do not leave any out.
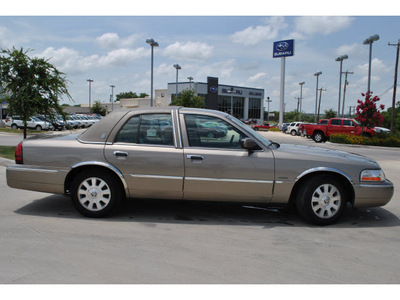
[115,114,174,146]
[184,114,249,149]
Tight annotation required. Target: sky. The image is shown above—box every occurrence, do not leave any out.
[1,1,400,115]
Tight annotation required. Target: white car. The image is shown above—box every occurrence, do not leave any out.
[6,116,53,131]
[286,122,303,136]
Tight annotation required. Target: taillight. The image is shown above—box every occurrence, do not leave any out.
[15,142,23,164]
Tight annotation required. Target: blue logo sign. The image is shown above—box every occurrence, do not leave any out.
[273,39,295,58]
[210,86,218,93]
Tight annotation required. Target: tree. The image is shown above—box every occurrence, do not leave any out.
[355,91,385,129]
[323,108,337,119]
[92,100,107,116]
[115,91,148,101]
[170,89,204,108]
[0,47,72,138]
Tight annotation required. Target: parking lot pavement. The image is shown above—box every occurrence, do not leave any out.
[1,131,400,284]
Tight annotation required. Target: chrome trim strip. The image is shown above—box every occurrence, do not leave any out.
[186,177,273,184]
[171,109,179,148]
[8,166,58,174]
[295,167,353,184]
[71,161,129,192]
[130,174,183,180]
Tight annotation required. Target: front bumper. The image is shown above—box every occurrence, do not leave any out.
[352,180,394,207]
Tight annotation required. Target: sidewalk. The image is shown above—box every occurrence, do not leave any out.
[0,157,13,167]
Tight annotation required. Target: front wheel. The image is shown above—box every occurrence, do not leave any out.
[71,170,122,217]
[313,132,326,143]
[296,175,348,225]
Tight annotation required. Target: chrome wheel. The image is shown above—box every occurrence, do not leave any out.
[77,177,111,212]
[311,183,341,219]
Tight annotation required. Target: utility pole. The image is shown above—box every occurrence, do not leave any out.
[295,97,301,121]
[388,40,400,133]
[341,71,353,117]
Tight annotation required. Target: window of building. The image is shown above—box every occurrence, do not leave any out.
[217,96,244,119]
[248,98,261,119]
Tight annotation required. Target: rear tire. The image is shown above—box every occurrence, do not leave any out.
[71,170,122,217]
[296,175,348,225]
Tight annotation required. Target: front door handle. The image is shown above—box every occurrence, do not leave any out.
[113,151,129,157]
[186,155,204,160]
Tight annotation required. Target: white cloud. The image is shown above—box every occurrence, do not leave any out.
[96,33,140,49]
[163,41,214,62]
[36,46,147,74]
[231,17,288,46]
[248,72,267,83]
[334,43,365,59]
[294,16,355,36]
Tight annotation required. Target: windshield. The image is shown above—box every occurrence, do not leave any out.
[227,115,272,147]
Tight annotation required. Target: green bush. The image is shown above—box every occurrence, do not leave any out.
[330,133,400,147]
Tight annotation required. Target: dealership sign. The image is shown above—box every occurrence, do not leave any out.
[273,39,295,58]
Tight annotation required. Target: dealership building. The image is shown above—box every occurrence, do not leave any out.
[167,77,265,122]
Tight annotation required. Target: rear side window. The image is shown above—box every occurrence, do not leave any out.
[115,114,174,146]
[331,119,341,126]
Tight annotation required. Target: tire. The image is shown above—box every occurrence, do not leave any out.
[291,130,297,136]
[254,127,259,131]
[313,131,325,143]
[35,125,42,131]
[11,124,18,130]
[296,175,348,225]
[70,170,122,217]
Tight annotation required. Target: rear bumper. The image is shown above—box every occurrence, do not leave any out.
[6,164,67,194]
[352,180,394,207]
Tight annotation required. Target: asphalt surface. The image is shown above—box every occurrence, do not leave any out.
[0,130,400,285]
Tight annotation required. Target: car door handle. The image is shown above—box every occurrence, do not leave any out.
[186,155,204,160]
[113,151,129,157]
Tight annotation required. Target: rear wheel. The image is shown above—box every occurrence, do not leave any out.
[71,170,122,217]
[291,130,297,136]
[296,175,348,225]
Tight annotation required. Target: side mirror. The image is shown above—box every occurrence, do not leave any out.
[240,138,257,151]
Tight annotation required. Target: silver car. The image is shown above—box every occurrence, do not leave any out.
[6,107,394,225]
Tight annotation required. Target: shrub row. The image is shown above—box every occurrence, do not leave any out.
[330,133,400,147]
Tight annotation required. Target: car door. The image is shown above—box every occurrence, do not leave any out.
[181,112,274,203]
[104,113,184,199]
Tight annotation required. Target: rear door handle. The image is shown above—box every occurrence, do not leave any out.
[113,151,129,157]
[186,155,204,160]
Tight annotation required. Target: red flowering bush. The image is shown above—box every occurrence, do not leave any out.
[355,91,385,129]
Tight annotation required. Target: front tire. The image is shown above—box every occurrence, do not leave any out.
[71,170,122,217]
[296,175,348,225]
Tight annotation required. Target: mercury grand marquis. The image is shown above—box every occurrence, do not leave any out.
[6,107,394,225]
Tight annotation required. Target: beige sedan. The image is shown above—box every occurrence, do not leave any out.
[6,107,394,225]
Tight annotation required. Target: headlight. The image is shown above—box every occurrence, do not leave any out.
[360,169,386,182]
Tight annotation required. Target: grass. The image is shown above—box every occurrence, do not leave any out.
[0,146,16,160]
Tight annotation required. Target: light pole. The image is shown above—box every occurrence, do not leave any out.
[188,76,193,89]
[335,55,348,117]
[146,38,159,107]
[298,81,305,121]
[110,84,115,112]
[266,97,272,123]
[363,34,380,92]
[87,79,93,113]
[173,64,181,100]
[313,71,322,122]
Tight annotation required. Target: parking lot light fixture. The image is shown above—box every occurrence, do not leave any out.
[335,55,348,117]
[173,64,181,100]
[363,34,380,92]
[313,72,322,123]
[146,38,159,107]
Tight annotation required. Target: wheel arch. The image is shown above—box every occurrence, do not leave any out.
[64,161,129,198]
[288,168,355,206]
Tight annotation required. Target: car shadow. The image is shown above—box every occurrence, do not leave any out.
[14,194,400,228]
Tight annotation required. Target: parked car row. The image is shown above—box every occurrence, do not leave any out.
[5,114,102,131]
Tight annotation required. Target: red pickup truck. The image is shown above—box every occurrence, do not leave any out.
[305,118,375,143]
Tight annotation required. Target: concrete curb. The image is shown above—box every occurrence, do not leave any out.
[0,157,13,167]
